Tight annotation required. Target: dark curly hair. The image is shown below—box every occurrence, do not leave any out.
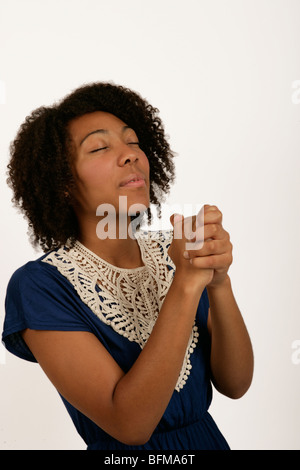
[7,82,176,252]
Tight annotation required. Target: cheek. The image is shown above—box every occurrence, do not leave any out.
[75,159,110,191]
[141,152,150,175]
[72,159,115,211]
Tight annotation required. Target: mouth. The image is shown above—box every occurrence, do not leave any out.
[119,173,146,188]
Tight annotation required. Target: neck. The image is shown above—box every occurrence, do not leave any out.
[77,214,144,269]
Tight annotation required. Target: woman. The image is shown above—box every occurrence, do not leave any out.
[2,82,253,450]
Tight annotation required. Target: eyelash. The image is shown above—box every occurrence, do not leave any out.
[89,142,140,154]
[90,147,107,154]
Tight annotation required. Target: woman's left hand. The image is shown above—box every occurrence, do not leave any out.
[183,205,233,288]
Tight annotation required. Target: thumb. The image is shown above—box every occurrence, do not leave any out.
[170,213,184,227]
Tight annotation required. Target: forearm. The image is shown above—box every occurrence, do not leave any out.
[207,275,254,399]
[112,273,204,444]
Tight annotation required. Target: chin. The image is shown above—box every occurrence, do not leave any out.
[121,191,150,216]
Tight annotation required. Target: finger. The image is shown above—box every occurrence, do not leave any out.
[189,252,233,270]
[187,205,223,241]
[169,213,184,227]
[190,224,228,244]
[186,238,231,259]
[187,205,222,234]
[203,205,223,225]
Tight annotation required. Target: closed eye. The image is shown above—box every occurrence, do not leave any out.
[89,147,108,154]
[89,142,139,154]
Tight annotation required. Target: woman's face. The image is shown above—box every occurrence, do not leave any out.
[68,111,150,221]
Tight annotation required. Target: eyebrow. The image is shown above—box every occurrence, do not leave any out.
[79,125,132,146]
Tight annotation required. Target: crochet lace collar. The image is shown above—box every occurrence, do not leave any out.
[42,230,199,391]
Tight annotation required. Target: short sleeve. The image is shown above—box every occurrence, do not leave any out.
[2,260,93,362]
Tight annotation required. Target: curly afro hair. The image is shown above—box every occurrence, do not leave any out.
[7,82,176,252]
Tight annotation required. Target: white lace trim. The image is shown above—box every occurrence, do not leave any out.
[42,230,199,391]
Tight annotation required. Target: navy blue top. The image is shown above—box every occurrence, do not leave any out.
[2,248,230,450]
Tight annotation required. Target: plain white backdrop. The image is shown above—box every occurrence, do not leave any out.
[1,0,300,450]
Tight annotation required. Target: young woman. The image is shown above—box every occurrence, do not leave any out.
[2,82,253,450]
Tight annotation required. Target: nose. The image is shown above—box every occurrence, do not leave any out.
[117,142,139,166]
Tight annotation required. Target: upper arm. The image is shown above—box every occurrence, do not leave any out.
[207,307,211,335]
[22,328,125,437]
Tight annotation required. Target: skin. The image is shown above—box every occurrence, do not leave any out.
[22,111,254,446]
[68,111,151,268]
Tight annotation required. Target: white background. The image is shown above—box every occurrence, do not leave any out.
[1,0,300,450]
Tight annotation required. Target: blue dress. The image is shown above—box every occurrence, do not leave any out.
[2,231,230,450]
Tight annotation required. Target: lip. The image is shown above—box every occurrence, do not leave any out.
[119,173,146,188]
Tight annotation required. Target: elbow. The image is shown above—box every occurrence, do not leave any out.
[103,397,156,446]
[213,375,253,400]
[103,416,153,446]
[123,436,151,447]
[94,420,152,447]
[114,428,152,447]
[230,369,254,399]
[225,385,250,400]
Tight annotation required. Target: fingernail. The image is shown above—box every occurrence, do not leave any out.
[183,251,189,259]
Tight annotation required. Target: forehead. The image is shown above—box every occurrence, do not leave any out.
[68,111,129,143]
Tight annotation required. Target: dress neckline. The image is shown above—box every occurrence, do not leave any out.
[73,238,147,274]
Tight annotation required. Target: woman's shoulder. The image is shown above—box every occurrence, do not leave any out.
[6,245,79,304]
[3,248,93,362]
[3,247,93,351]
[7,249,66,287]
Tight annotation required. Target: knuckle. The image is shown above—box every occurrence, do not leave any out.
[206,256,214,268]
[224,251,232,266]
[212,224,218,234]
[209,240,215,251]
[226,239,233,253]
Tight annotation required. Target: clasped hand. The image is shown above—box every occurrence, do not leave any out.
[168,205,233,288]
